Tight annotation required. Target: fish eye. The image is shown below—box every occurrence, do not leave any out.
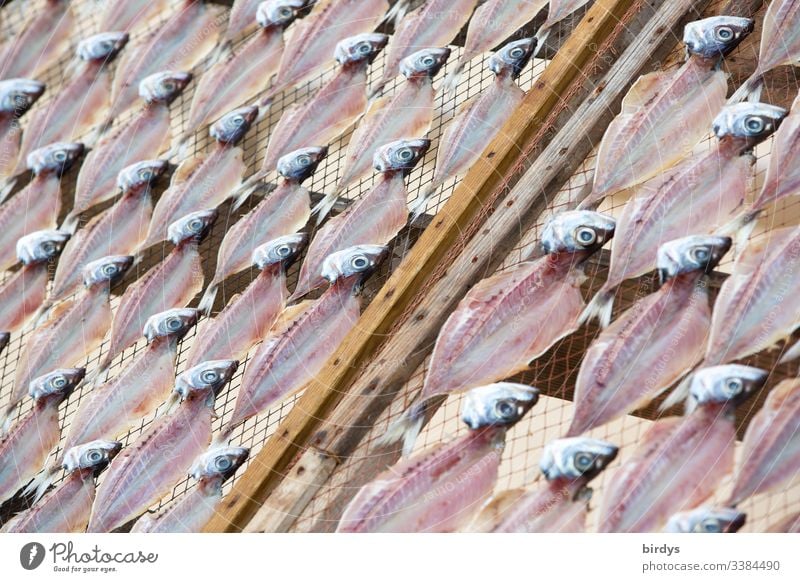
[421,55,435,67]
[166,317,182,330]
[201,369,220,384]
[42,241,56,254]
[357,42,372,54]
[691,246,710,263]
[139,169,153,180]
[101,263,118,276]
[494,400,517,419]
[215,456,233,471]
[297,155,311,166]
[715,26,734,41]
[232,115,245,126]
[702,519,722,533]
[276,244,292,257]
[188,218,204,232]
[575,227,597,246]
[350,255,370,270]
[54,150,68,162]
[724,377,743,395]
[574,452,594,471]
[509,47,525,59]
[53,376,67,388]
[87,450,103,463]
[745,116,765,133]
[397,147,414,161]
[278,6,293,18]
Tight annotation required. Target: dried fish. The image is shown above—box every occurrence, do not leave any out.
[581,102,787,327]
[0,368,84,504]
[337,382,539,533]
[598,365,767,532]
[131,445,249,533]
[469,437,617,533]
[0,79,46,184]
[88,360,238,533]
[295,139,429,300]
[381,210,615,456]
[188,234,304,368]
[664,506,746,533]
[98,0,171,35]
[143,107,256,249]
[2,441,121,533]
[225,0,273,43]
[315,48,449,220]
[578,16,753,210]
[569,235,731,436]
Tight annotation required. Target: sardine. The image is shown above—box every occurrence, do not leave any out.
[98,0,171,35]
[220,244,386,438]
[598,365,767,532]
[568,235,732,437]
[187,235,304,368]
[295,139,429,300]
[130,445,248,533]
[142,107,256,249]
[337,382,539,533]
[2,441,121,533]
[65,72,191,226]
[380,210,615,456]
[201,146,325,314]
[664,506,746,533]
[468,437,617,533]
[87,359,238,533]
[0,368,84,504]
[314,47,449,220]
[0,79,46,183]
[0,142,83,272]
[581,102,787,327]
[95,210,215,379]
[578,16,753,210]
[729,377,800,506]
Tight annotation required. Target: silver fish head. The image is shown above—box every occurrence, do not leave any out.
[82,254,134,287]
[683,16,753,59]
[656,235,731,283]
[257,0,305,29]
[277,145,328,182]
[211,105,259,144]
[400,47,451,79]
[116,159,169,193]
[712,102,788,144]
[490,38,536,79]
[665,506,746,533]
[252,233,307,269]
[143,308,199,342]
[168,208,218,245]
[321,244,387,284]
[539,437,619,482]
[689,364,768,406]
[77,31,129,62]
[16,230,70,265]
[62,440,122,475]
[189,445,249,483]
[373,138,430,173]
[26,141,84,176]
[335,33,389,66]
[139,70,192,104]
[174,359,239,401]
[28,367,85,401]
[540,210,616,254]
[0,78,46,115]
[462,382,539,429]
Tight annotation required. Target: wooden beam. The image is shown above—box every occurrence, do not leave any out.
[205,0,641,532]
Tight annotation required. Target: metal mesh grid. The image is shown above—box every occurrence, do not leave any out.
[287,1,800,533]
[0,0,548,529]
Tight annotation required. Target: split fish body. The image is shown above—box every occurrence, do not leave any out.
[0,78,46,183]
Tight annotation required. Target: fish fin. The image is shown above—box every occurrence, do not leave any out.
[659,370,696,411]
[231,174,264,211]
[442,60,466,96]
[173,154,206,185]
[60,212,81,235]
[0,176,17,203]
[728,73,764,104]
[533,27,551,58]
[311,190,342,225]
[198,283,219,316]
[0,404,16,435]
[578,289,614,328]
[375,401,428,457]
[468,488,528,532]
[409,186,437,224]
[779,340,800,365]
[22,464,60,503]
[211,427,232,448]
[620,70,671,112]
[381,0,411,26]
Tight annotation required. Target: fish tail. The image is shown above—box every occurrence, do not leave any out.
[381,0,411,26]
[0,176,17,203]
[22,463,60,503]
[198,282,219,316]
[376,400,428,457]
[312,189,342,225]
[728,72,764,104]
[409,185,436,225]
[578,289,614,328]
[211,426,234,448]
[231,175,262,211]
[442,60,465,95]
[659,368,698,411]
[533,27,551,59]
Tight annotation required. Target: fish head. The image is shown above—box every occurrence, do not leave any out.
[656,235,731,283]
[277,145,328,182]
[665,506,746,533]
[252,233,307,269]
[335,33,389,66]
[168,208,218,245]
[174,359,239,401]
[77,31,129,62]
[0,78,46,115]
[540,210,616,255]
[139,70,193,104]
[539,437,619,482]
[211,105,259,145]
[190,445,250,483]
[373,138,430,174]
[683,16,753,59]
[400,47,451,80]
[490,38,536,79]
[117,159,170,193]
[257,0,306,29]
[16,230,70,265]
[689,364,767,406]
[143,308,199,342]
[28,367,85,401]
[82,254,134,287]
[26,141,84,176]
[321,244,387,285]
[62,440,122,475]
[461,382,540,430]
[712,102,788,145]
